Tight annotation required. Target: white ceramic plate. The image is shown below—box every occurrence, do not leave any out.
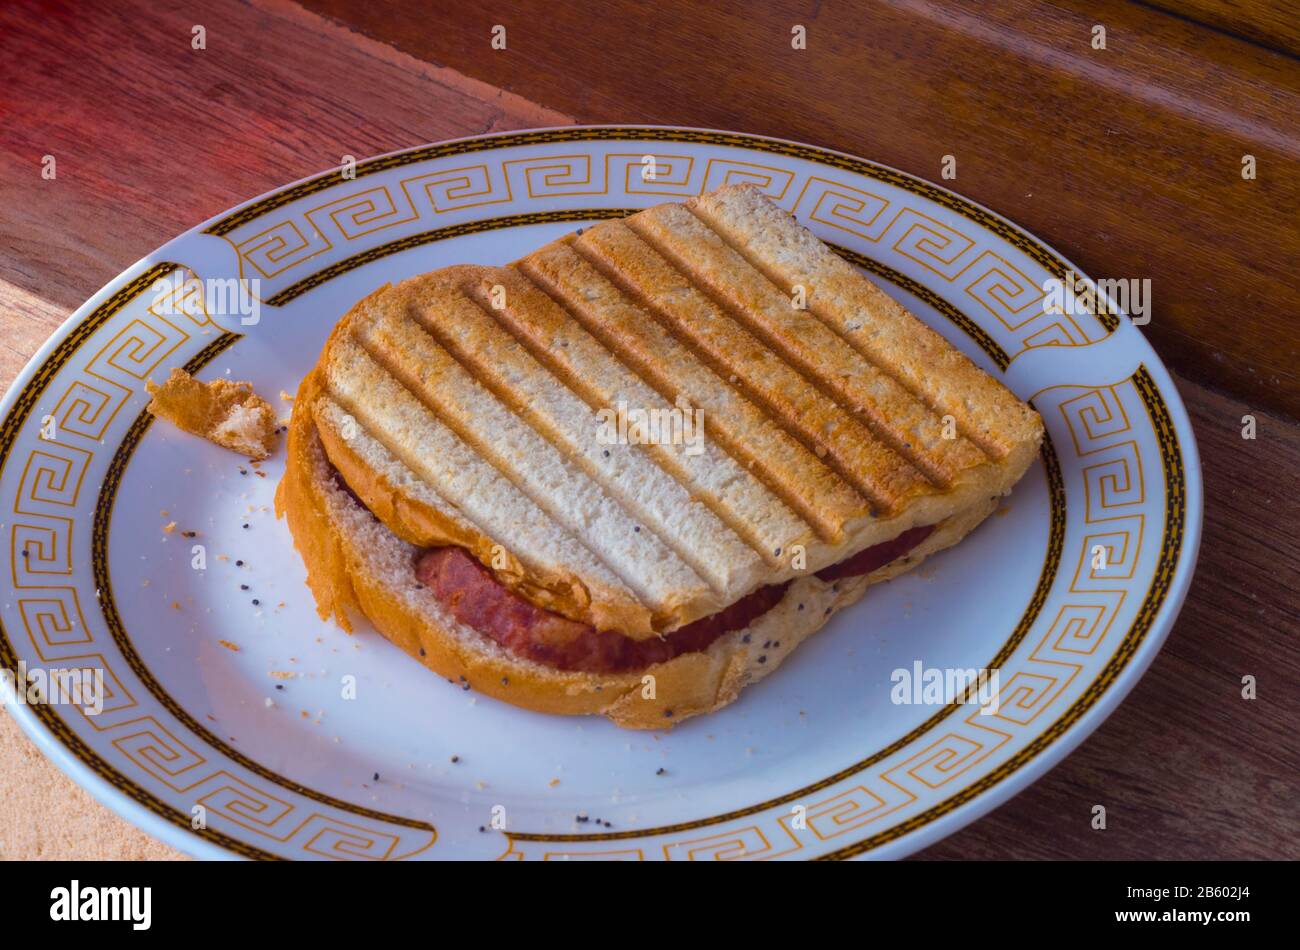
[0,127,1201,860]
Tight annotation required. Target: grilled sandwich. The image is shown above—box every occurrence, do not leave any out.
[276,184,1043,727]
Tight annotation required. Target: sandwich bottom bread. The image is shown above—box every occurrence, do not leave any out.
[276,372,1001,728]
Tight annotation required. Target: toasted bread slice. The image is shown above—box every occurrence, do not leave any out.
[295,186,1043,639]
[276,378,999,727]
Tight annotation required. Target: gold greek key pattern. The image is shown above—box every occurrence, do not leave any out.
[201,129,1094,292]
[210,129,1119,354]
[0,264,437,860]
[264,209,635,307]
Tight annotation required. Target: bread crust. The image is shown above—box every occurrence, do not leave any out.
[277,376,998,727]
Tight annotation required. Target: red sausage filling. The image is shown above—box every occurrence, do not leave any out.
[413,525,934,674]
[329,458,933,673]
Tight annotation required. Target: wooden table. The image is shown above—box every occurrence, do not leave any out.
[1,0,1296,860]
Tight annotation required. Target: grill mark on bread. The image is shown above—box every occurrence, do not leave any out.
[313,361,647,633]
[575,219,924,518]
[390,284,765,593]
[524,240,875,545]
[687,186,1038,460]
[629,204,990,489]
[464,266,811,567]
[344,319,721,607]
[313,391,639,630]
[321,334,686,615]
[449,278,784,571]
[314,396,480,543]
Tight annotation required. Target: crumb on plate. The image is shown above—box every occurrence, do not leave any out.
[146,367,278,460]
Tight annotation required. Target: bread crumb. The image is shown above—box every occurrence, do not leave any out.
[146,367,278,460]
[549,778,561,787]
[218,639,240,652]
[269,670,296,680]
[162,521,177,534]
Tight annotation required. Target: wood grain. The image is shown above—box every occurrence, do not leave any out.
[0,0,1295,860]
[1141,0,1300,59]
[0,0,570,315]
[300,0,1300,418]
